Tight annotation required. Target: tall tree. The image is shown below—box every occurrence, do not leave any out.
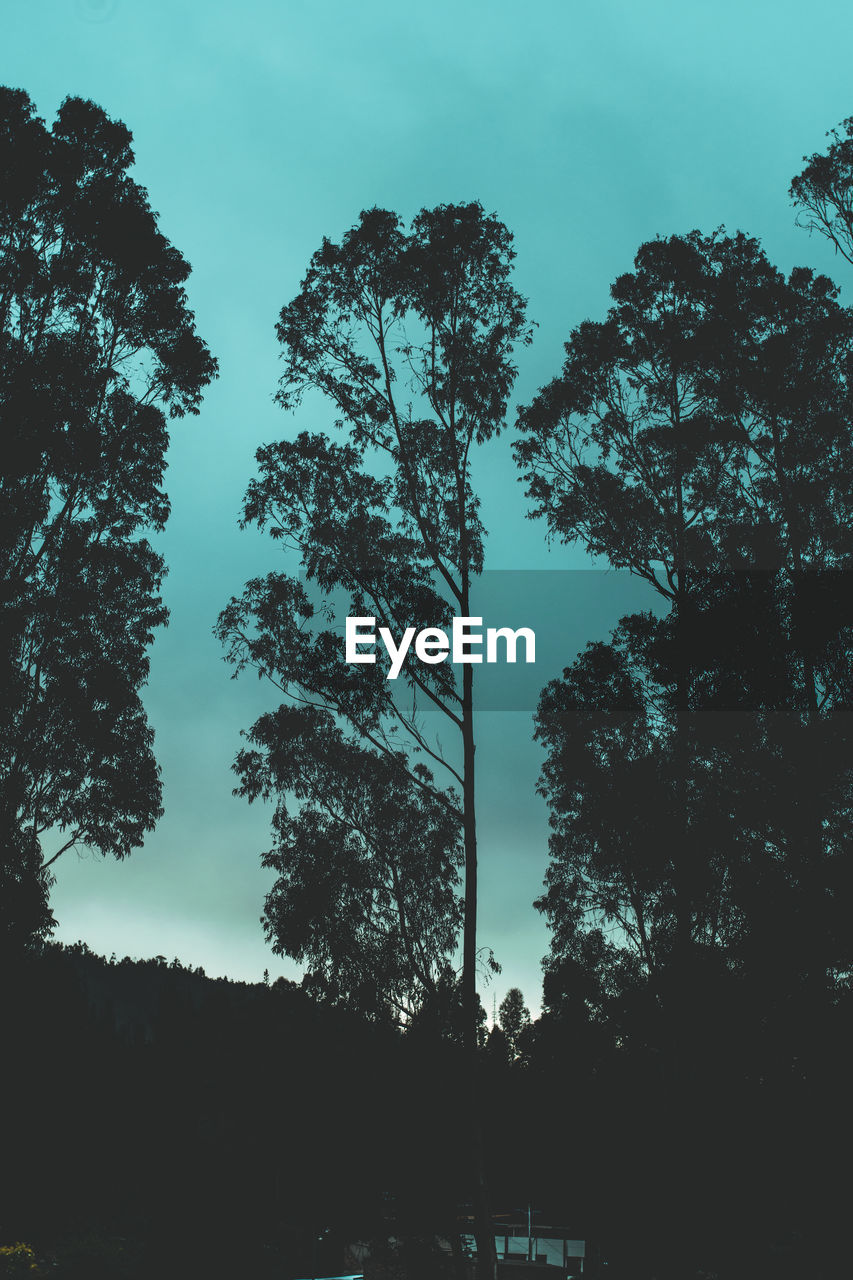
[217,203,530,1276]
[515,219,853,1280]
[705,260,853,999]
[0,87,217,942]
[516,227,853,1026]
[516,230,754,972]
[231,700,463,1023]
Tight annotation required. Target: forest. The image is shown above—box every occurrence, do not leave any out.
[4,64,853,1280]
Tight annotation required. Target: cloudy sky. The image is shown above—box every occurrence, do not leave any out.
[5,0,853,1010]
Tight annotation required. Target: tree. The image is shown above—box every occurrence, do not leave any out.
[0,807,53,955]
[515,230,754,976]
[791,115,853,267]
[233,701,463,1022]
[516,223,853,1279]
[0,88,217,941]
[703,259,853,1002]
[217,202,531,1276]
[516,229,853,1001]
[532,593,802,1032]
[497,987,530,1060]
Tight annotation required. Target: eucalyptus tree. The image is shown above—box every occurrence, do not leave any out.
[229,699,463,1024]
[0,87,217,942]
[533,593,794,1002]
[516,230,853,1005]
[516,230,754,972]
[791,115,853,267]
[704,256,853,995]
[217,202,530,1275]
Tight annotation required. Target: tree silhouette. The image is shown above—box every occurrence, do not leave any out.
[791,116,853,266]
[516,230,756,973]
[233,702,463,1022]
[217,202,531,1277]
[516,223,853,1278]
[497,987,530,1060]
[0,88,217,943]
[532,594,804,1009]
[515,229,853,1004]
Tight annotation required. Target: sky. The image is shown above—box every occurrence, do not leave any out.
[5,0,853,1012]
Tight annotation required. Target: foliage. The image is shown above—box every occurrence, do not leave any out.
[496,987,530,1060]
[219,201,529,1276]
[517,227,853,1018]
[218,203,530,1030]
[0,811,54,952]
[238,702,463,1021]
[791,115,853,265]
[0,87,217,940]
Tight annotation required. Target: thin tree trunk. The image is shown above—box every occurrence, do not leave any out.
[672,385,693,971]
[461,641,497,1280]
[668,388,698,1280]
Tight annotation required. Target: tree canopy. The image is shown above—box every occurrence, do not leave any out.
[0,87,217,943]
[516,228,853,1026]
[218,203,530,1028]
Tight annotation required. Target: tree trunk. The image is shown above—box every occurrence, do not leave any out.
[461,655,497,1280]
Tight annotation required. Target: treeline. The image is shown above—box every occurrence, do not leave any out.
[5,941,853,1277]
[0,945,560,1279]
[1,943,455,1277]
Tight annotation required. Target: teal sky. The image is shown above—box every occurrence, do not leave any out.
[5,0,853,1011]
